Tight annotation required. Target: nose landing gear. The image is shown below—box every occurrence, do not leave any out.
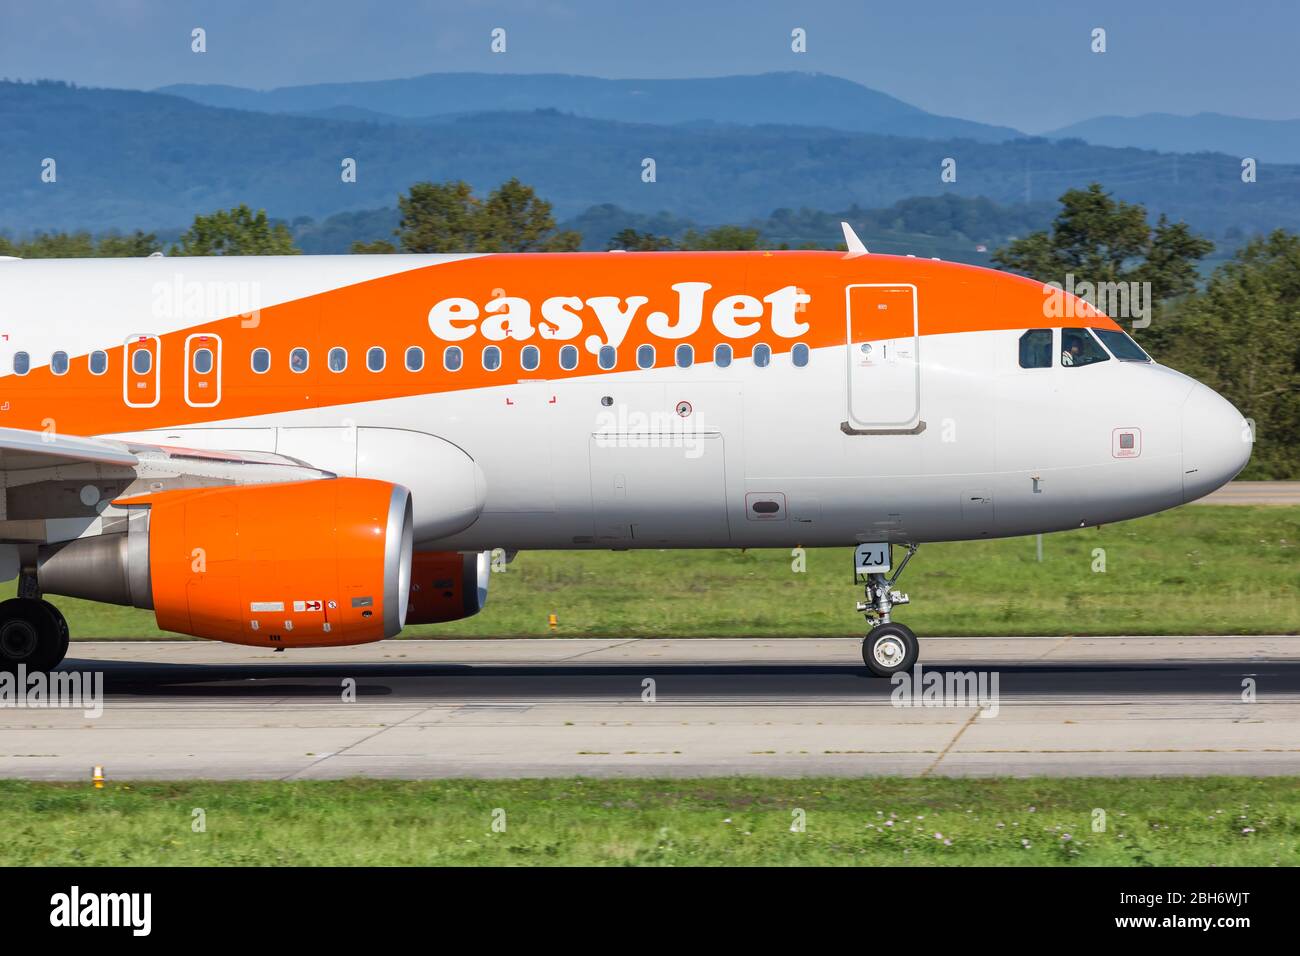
[855,543,920,677]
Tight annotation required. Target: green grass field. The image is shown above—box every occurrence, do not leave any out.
[2,777,1295,866]
[26,505,1299,639]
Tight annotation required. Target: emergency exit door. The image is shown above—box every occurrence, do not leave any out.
[184,333,222,408]
[123,334,160,408]
[845,284,920,428]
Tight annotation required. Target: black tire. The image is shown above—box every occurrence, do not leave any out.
[40,600,70,665]
[0,598,64,673]
[862,622,919,677]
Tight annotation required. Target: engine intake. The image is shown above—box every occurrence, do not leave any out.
[38,478,413,647]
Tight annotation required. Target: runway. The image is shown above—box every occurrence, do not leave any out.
[1189,480,1300,505]
[3,636,1298,780]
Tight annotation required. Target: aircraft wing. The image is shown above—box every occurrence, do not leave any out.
[0,426,334,545]
[0,426,138,471]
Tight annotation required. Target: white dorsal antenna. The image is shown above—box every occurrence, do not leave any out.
[840,221,868,256]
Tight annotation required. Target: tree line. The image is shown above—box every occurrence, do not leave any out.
[1,180,1294,478]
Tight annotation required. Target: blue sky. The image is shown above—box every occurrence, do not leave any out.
[0,0,1294,131]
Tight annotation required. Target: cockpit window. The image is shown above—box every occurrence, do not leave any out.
[1060,328,1110,368]
[1018,329,1052,368]
[1093,328,1151,363]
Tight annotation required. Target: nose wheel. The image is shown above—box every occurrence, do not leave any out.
[863,622,919,677]
[854,543,920,677]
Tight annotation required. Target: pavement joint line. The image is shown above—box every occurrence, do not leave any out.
[1035,635,1075,659]
[278,707,428,782]
[556,638,643,662]
[921,706,985,776]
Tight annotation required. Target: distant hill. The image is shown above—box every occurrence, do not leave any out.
[157,71,1024,143]
[290,194,1057,264]
[1049,112,1300,164]
[3,80,1298,243]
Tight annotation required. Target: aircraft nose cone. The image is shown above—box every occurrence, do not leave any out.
[1182,384,1252,503]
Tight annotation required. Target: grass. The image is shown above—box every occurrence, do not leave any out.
[1,777,1295,866]
[29,505,1300,639]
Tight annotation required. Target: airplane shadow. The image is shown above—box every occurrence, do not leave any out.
[57,657,1300,701]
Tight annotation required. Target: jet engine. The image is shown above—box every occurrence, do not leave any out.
[404,550,490,624]
[37,478,413,647]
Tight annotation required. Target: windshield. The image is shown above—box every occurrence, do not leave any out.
[1093,328,1152,362]
[1060,328,1110,367]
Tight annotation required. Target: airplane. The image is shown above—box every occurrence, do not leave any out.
[0,223,1250,678]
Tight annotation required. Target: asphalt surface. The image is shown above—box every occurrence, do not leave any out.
[1190,480,1300,505]
[2,636,1297,779]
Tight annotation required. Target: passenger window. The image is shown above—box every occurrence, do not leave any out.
[521,345,540,371]
[636,344,655,369]
[406,346,425,371]
[714,343,733,368]
[1018,329,1052,369]
[251,348,270,374]
[675,344,693,369]
[752,343,771,368]
[193,348,213,374]
[328,347,347,372]
[133,348,153,374]
[482,346,501,371]
[792,343,809,368]
[443,346,461,371]
[598,345,617,370]
[13,352,29,376]
[559,344,578,371]
[1060,328,1110,368]
[289,348,309,373]
[89,350,107,375]
[366,347,386,372]
[51,351,69,375]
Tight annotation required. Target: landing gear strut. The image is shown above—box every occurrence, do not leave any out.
[856,543,919,677]
[0,597,68,673]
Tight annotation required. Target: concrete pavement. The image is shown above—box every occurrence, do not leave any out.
[2,636,1297,780]
[1189,480,1300,505]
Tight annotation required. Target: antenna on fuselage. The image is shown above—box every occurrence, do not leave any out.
[840,221,868,257]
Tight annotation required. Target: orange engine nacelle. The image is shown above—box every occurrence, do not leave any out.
[405,550,490,625]
[37,478,414,648]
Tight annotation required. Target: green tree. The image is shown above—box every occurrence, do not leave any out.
[2,231,96,258]
[0,230,160,258]
[94,230,162,257]
[172,205,300,256]
[479,178,580,252]
[388,178,579,254]
[678,225,764,251]
[394,181,480,253]
[350,239,398,254]
[992,183,1212,344]
[607,228,676,251]
[1158,231,1300,478]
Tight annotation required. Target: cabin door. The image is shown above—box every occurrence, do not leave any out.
[844,284,921,429]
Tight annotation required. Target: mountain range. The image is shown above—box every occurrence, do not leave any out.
[157,71,1023,144]
[1048,111,1300,164]
[2,73,1297,249]
[159,72,1300,164]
